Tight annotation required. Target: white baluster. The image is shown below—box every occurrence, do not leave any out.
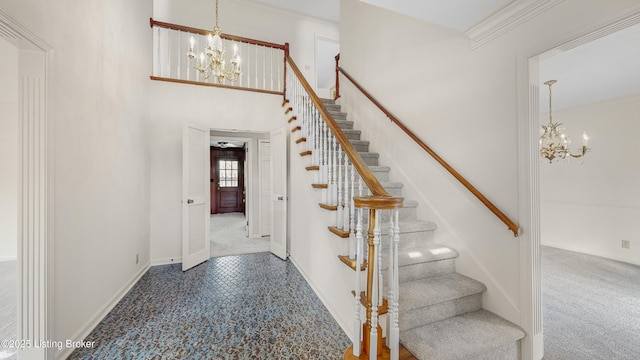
[177,31,181,80]
[255,44,258,89]
[321,122,328,204]
[370,209,380,360]
[278,49,282,91]
[263,46,266,90]
[349,161,356,259]
[270,47,274,91]
[247,42,251,88]
[344,157,351,232]
[336,146,344,229]
[390,209,400,360]
[353,205,364,356]
[327,134,333,207]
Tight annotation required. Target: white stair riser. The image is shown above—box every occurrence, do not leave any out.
[399,259,456,283]
[399,294,482,331]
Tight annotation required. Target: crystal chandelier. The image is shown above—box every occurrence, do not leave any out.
[187,0,240,83]
[539,80,590,163]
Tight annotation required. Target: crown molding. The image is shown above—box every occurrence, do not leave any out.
[464,0,564,49]
[0,8,51,51]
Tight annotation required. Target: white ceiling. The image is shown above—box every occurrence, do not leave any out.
[357,0,514,31]
[235,0,514,30]
[234,0,340,23]
[539,23,640,111]
[236,0,640,110]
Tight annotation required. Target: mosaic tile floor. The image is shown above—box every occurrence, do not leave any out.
[68,253,350,359]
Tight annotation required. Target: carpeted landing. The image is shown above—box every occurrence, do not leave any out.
[67,253,350,359]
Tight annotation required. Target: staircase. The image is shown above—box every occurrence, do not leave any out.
[298,98,525,360]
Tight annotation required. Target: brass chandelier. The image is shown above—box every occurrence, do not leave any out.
[187,0,240,83]
[539,80,590,163]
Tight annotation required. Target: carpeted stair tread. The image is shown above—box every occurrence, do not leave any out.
[400,273,486,312]
[400,310,525,360]
[397,242,458,267]
[320,98,335,104]
[378,219,437,235]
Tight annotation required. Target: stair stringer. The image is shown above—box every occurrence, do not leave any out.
[335,85,523,327]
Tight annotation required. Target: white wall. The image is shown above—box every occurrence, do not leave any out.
[541,95,640,265]
[339,0,640,327]
[0,0,152,355]
[149,0,339,263]
[149,81,283,263]
[152,0,339,90]
[287,129,355,337]
[0,36,18,261]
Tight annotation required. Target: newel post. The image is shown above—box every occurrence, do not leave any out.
[344,195,403,360]
[283,42,290,101]
[334,53,341,100]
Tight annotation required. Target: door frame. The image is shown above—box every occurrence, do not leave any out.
[516,10,640,360]
[1,8,54,359]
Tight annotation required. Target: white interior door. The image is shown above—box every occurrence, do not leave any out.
[259,139,271,236]
[270,127,287,260]
[182,124,210,271]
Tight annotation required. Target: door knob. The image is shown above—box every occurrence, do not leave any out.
[187,199,194,204]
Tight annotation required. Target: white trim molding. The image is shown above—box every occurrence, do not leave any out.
[55,263,151,360]
[465,0,564,49]
[1,8,53,360]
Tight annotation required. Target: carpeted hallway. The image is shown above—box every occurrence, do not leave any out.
[542,246,640,359]
[67,253,350,359]
[210,212,270,258]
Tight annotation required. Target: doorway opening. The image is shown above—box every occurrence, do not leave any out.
[536,22,640,359]
[209,131,270,258]
[0,34,19,360]
[521,11,640,360]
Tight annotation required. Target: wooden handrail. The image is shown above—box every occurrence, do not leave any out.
[150,18,287,50]
[286,57,402,208]
[150,76,284,96]
[336,64,521,236]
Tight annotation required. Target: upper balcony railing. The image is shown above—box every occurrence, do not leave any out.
[150,18,287,96]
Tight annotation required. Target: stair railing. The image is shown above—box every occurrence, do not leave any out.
[285,55,404,360]
[334,55,521,237]
[150,18,286,95]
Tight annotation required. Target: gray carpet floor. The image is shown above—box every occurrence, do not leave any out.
[210,212,270,258]
[0,260,17,360]
[542,246,640,359]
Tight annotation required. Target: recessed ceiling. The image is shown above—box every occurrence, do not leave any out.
[540,23,640,111]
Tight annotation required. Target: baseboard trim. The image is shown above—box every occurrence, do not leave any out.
[542,242,640,267]
[56,262,151,360]
[0,256,17,262]
[151,257,182,266]
[289,256,352,342]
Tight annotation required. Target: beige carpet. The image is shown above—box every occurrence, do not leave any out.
[210,212,269,258]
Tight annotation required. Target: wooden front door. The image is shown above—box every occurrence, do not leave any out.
[210,147,245,214]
